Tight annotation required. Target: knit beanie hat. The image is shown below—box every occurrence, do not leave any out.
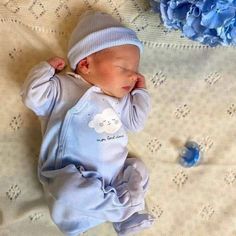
[67,10,143,70]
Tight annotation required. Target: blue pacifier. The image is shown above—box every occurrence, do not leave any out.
[179,141,202,167]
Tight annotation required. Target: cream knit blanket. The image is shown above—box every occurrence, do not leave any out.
[0,0,236,235]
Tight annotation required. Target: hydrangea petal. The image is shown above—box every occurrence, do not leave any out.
[153,0,236,46]
[201,5,235,28]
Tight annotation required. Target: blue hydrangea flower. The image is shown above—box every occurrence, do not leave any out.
[149,0,236,46]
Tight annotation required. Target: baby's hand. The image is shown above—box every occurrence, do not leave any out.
[134,72,146,89]
[47,56,66,71]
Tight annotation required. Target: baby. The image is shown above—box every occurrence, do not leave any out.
[21,11,154,236]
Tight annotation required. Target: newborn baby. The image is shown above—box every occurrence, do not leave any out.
[21,10,154,236]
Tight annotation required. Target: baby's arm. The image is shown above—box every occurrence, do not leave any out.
[120,73,151,132]
[20,57,65,116]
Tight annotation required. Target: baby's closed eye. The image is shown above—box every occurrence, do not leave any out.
[117,66,135,76]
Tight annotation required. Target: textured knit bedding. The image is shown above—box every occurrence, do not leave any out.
[0,0,236,235]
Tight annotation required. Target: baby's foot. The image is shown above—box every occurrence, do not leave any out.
[113,212,155,236]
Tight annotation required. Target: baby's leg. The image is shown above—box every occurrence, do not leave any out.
[111,156,149,204]
[41,163,146,235]
[45,192,105,236]
[124,156,150,191]
[112,156,155,235]
[113,212,155,236]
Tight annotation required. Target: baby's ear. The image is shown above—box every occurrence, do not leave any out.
[77,57,90,74]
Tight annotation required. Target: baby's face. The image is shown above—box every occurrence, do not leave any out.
[87,45,140,98]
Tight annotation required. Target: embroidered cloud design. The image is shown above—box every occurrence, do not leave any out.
[88,108,122,134]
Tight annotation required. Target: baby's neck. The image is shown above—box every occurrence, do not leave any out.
[76,71,94,86]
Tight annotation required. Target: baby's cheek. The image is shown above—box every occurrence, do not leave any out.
[104,75,117,86]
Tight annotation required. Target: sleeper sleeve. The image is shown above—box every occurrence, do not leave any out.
[20,61,60,116]
[120,88,151,132]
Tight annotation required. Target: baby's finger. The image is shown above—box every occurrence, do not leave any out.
[134,72,146,89]
[136,72,145,79]
[57,62,66,70]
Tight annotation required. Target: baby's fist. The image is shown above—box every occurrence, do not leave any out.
[134,73,146,89]
[47,57,66,71]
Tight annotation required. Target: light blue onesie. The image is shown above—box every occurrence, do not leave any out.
[21,61,154,236]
